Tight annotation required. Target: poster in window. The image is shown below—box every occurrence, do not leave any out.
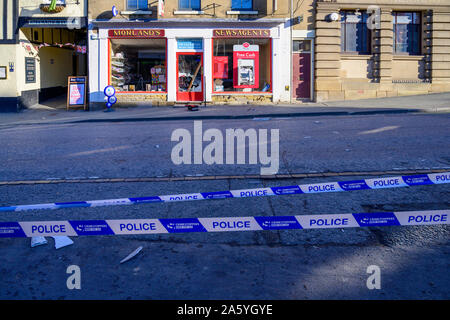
[233,44,259,89]
[213,56,228,79]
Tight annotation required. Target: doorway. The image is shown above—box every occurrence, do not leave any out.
[176,52,203,102]
[292,40,312,100]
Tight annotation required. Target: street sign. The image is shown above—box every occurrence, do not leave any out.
[104,85,116,112]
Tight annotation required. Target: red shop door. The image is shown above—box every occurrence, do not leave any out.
[177,52,204,102]
[292,40,312,100]
[292,53,311,99]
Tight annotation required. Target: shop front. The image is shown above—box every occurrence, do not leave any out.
[88,21,290,109]
[211,29,273,104]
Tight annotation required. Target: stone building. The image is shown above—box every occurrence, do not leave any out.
[314,0,450,101]
[88,0,302,108]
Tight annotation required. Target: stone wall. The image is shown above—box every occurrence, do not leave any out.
[212,95,273,104]
[314,1,450,102]
[115,94,169,106]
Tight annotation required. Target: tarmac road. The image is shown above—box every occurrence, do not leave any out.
[0,112,448,299]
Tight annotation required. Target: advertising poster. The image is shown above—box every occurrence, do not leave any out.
[69,83,85,105]
[233,43,259,89]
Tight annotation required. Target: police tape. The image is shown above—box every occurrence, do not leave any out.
[0,172,449,213]
[0,210,448,238]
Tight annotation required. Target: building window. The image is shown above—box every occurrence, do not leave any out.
[231,0,252,10]
[110,39,167,92]
[212,38,271,93]
[393,12,421,55]
[340,11,371,54]
[127,0,148,11]
[179,0,201,10]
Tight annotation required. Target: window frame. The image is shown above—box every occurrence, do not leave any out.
[340,10,372,55]
[178,0,201,11]
[392,11,422,56]
[231,0,253,11]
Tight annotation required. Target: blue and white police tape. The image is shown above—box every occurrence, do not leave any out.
[0,172,449,213]
[0,210,448,238]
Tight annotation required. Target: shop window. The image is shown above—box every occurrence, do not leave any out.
[340,11,371,54]
[179,0,201,10]
[213,38,271,93]
[127,0,148,11]
[110,39,166,92]
[393,12,421,55]
[232,0,252,10]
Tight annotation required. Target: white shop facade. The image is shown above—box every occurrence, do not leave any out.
[88,20,291,108]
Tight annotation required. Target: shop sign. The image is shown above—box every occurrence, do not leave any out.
[108,29,165,38]
[177,39,203,50]
[213,29,270,38]
[25,57,36,83]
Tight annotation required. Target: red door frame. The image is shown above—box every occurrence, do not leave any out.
[176,52,204,102]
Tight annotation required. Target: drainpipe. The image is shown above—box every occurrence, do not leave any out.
[290,0,293,104]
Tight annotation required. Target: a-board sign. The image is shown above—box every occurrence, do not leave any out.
[67,76,87,110]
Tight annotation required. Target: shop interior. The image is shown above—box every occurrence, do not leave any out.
[110,39,167,92]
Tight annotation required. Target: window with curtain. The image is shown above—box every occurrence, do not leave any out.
[127,0,148,10]
[393,12,421,55]
[179,0,201,10]
[340,11,371,54]
[232,0,252,10]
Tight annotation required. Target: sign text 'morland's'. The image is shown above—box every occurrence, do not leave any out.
[108,29,165,38]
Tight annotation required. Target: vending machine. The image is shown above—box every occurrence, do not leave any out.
[233,43,259,89]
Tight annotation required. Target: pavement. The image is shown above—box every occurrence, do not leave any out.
[0,92,449,127]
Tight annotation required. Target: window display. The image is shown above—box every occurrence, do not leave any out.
[110,39,167,92]
[213,38,271,93]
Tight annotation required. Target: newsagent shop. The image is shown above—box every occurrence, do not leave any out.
[88,21,291,108]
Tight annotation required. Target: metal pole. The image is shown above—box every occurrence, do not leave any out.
[290,0,293,104]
